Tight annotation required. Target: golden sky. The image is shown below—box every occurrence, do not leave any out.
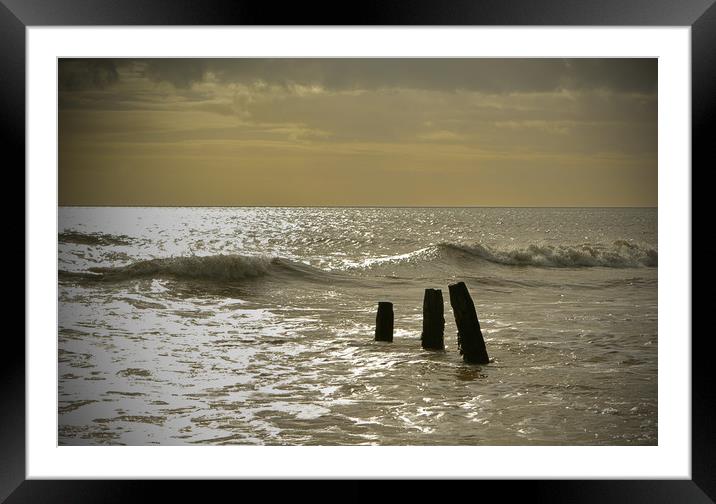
[58,58,657,207]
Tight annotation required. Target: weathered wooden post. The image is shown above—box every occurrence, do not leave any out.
[374,301,394,342]
[448,281,490,364]
[421,288,445,350]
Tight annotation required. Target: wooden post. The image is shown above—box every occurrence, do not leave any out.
[448,281,490,364]
[421,288,445,350]
[374,301,394,342]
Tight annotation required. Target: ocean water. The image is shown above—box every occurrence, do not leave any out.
[58,207,657,445]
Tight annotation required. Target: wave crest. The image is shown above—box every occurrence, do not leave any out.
[347,241,657,270]
[444,242,657,268]
[60,254,326,283]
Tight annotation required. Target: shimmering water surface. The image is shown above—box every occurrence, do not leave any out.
[58,207,657,445]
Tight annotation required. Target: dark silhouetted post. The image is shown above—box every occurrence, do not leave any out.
[374,301,394,342]
[421,288,445,350]
[448,282,490,364]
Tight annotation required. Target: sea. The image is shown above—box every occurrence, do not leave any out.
[58,207,657,445]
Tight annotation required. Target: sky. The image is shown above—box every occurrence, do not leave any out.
[58,58,657,207]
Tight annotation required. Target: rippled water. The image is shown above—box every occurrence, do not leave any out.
[58,207,657,445]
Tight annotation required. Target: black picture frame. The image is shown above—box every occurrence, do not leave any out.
[6,0,708,501]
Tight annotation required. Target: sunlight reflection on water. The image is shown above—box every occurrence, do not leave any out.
[59,207,657,445]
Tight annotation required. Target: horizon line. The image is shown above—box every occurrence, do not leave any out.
[57,204,658,209]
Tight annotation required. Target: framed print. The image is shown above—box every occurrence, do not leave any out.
[8,0,709,501]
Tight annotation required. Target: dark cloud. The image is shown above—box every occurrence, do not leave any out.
[149,58,657,93]
[58,59,119,91]
[143,59,207,88]
[562,59,657,93]
[58,58,657,94]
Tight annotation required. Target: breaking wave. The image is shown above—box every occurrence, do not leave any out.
[348,240,657,270]
[59,254,331,283]
[58,241,657,286]
[444,241,657,268]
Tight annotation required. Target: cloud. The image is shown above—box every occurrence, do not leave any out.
[59,58,657,94]
[562,59,657,93]
[57,58,657,206]
[58,59,119,91]
[143,59,207,88]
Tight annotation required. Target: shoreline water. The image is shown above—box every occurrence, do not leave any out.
[58,207,657,445]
